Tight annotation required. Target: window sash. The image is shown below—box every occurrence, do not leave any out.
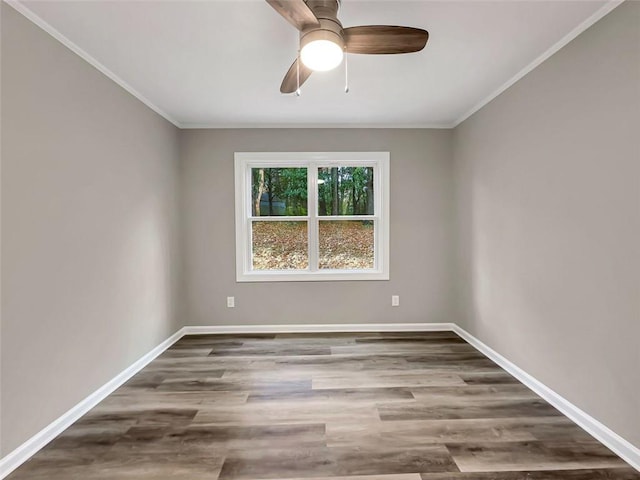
[244,163,378,217]
[250,218,379,273]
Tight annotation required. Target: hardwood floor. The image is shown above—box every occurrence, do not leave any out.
[8,331,639,479]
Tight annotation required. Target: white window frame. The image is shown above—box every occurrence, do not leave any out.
[234,152,390,282]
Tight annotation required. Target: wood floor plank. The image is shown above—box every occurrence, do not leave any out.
[237,476,422,480]
[246,386,415,403]
[156,378,312,393]
[102,390,250,406]
[325,417,582,447]
[218,445,458,479]
[354,333,465,343]
[458,371,521,385]
[312,372,467,389]
[378,397,563,421]
[409,384,539,402]
[6,332,638,480]
[106,423,329,452]
[420,469,640,479]
[447,440,630,472]
[330,343,479,355]
[193,401,381,426]
[209,345,333,357]
[251,476,423,480]
[217,446,336,480]
[330,445,459,475]
[158,347,214,358]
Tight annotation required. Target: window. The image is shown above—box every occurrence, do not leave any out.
[234,152,389,282]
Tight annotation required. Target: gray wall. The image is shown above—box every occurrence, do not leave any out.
[453,1,640,448]
[180,129,455,326]
[1,4,181,454]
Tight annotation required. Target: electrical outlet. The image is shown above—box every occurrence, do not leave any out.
[227,296,235,308]
[392,295,400,307]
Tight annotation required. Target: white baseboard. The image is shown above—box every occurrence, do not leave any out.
[2,322,638,477]
[451,324,640,472]
[0,328,185,479]
[182,322,455,335]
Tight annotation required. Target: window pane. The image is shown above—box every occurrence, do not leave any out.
[252,221,308,270]
[251,168,307,216]
[318,167,374,216]
[319,221,374,269]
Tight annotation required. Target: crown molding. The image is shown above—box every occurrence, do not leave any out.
[6,0,623,131]
[452,0,624,127]
[179,123,456,129]
[4,0,181,128]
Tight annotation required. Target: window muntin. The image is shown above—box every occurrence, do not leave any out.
[235,152,389,282]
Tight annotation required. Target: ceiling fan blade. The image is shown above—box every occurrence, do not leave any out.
[344,26,429,54]
[266,0,320,31]
[280,58,313,94]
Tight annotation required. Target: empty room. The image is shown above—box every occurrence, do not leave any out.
[1,0,639,478]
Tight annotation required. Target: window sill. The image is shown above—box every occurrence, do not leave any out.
[236,270,389,282]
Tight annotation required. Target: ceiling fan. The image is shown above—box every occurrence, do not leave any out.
[266,0,429,93]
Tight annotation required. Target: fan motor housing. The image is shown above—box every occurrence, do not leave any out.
[300,17,344,52]
[305,0,341,19]
[302,0,343,48]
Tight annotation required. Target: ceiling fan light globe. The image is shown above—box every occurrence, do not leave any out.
[300,39,344,71]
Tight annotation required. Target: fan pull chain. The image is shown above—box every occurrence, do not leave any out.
[344,47,349,93]
[295,50,301,96]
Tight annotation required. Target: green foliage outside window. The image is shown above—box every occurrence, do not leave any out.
[318,167,374,216]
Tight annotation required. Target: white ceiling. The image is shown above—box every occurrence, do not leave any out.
[11,0,619,128]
